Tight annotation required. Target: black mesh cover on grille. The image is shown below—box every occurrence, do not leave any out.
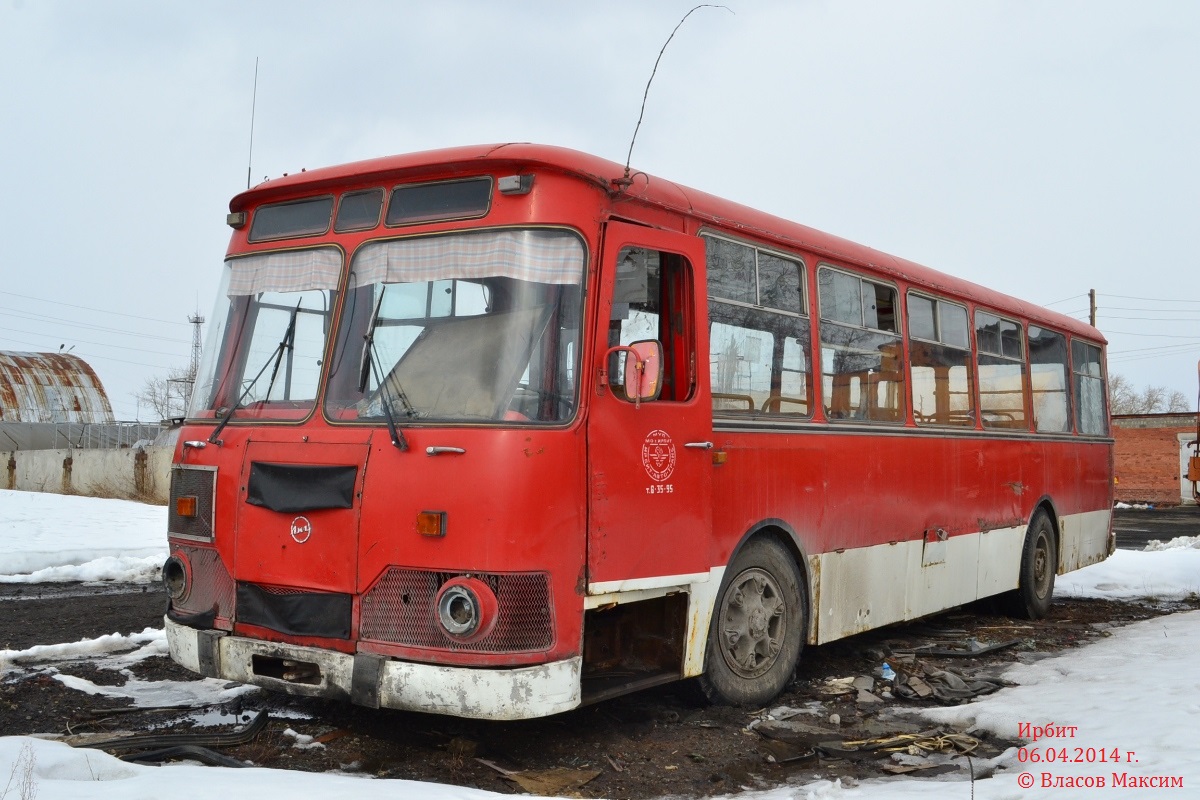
[360,568,553,653]
[168,466,216,541]
[236,582,353,639]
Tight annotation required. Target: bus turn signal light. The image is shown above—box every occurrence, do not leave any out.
[175,496,198,518]
[417,511,447,537]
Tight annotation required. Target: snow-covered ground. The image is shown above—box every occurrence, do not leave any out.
[0,490,166,582]
[1,488,1198,799]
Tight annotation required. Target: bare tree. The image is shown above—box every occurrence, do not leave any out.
[1141,385,1167,413]
[1109,374,1195,414]
[1108,374,1136,413]
[134,365,194,421]
[1167,390,1191,413]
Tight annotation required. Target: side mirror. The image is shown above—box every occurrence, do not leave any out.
[603,340,663,407]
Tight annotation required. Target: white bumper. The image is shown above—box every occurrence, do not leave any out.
[165,616,581,720]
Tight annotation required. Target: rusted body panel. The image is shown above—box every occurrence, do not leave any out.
[0,352,114,424]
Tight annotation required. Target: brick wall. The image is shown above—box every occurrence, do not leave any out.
[1112,418,1193,506]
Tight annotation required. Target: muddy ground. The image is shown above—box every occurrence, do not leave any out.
[5,581,1197,798]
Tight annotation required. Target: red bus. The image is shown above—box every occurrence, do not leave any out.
[164,144,1113,719]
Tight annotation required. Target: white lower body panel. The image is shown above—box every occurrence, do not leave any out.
[164,617,581,720]
[1058,508,1113,573]
[809,509,1111,644]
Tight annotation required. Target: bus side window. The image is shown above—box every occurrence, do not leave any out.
[975,310,1028,429]
[608,247,695,402]
[908,293,974,426]
[704,235,811,418]
[1029,326,1071,433]
[817,266,905,423]
[1072,339,1108,435]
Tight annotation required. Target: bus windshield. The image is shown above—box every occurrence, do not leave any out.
[188,247,342,421]
[324,228,585,425]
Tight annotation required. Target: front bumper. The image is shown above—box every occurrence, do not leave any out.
[164,616,581,720]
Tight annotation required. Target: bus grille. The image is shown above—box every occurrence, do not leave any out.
[360,568,553,653]
[170,543,235,627]
[168,466,216,541]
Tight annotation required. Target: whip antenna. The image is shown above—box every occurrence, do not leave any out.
[617,4,732,189]
[246,57,259,190]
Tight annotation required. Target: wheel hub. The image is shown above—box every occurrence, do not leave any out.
[719,568,785,679]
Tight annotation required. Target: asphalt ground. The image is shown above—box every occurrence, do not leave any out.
[1113,505,1200,550]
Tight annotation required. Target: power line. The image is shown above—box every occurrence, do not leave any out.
[0,326,187,358]
[1098,293,1200,304]
[1102,329,1200,339]
[0,334,179,370]
[1041,294,1087,307]
[1108,345,1200,361]
[1110,342,1200,355]
[0,306,192,343]
[1099,314,1200,322]
[1099,306,1200,314]
[0,289,193,326]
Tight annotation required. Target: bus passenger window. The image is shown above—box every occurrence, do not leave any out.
[1072,340,1108,436]
[704,235,810,418]
[975,311,1027,429]
[608,247,694,402]
[908,294,974,426]
[1029,326,1071,433]
[817,266,904,423]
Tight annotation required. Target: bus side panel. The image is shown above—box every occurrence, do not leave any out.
[710,428,1112,644]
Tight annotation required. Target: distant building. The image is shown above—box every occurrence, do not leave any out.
[0,351,114,424]
[1112,413,1198,506]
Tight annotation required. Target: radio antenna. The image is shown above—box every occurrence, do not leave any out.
[246,57,259,190]
[617,4,732,190]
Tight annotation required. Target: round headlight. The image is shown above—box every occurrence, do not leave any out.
[435,577,498,641]
[163,555,190,602]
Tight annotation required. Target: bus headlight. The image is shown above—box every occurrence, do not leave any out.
[163,555,190,602]
[435,577,498,641]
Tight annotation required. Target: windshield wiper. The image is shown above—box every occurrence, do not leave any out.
[208,300,301,446]
[360,290,409,452]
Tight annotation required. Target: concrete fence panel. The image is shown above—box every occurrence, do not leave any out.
[3,446,172,504]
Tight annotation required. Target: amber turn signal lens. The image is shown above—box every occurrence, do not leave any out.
[416,511,446,537]
[176,495,198,518]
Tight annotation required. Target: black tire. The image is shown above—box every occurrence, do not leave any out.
[697,537,805,706]
[1007,511,1057,619]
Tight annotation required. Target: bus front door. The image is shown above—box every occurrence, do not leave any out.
[587,222,713,589]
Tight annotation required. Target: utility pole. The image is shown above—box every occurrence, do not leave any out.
[187,312,205,408]
[1088,289,1096,328]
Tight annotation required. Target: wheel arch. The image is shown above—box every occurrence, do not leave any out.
[724,518,816,643]
[1030,494,1063,573]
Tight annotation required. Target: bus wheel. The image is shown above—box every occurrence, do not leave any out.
[1007,511,1057,619]
[698,537,804,706]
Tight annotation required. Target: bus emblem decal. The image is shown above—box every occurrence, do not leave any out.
[290,516,313,544]
[641,430,677,482]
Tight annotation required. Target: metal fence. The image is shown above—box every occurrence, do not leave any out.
[0,421,167,451]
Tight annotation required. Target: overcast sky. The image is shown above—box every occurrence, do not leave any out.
[1,1,1197,420]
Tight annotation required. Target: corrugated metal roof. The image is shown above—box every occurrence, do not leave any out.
[0,351,114,424]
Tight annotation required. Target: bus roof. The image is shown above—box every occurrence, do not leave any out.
[232,143,1103,344]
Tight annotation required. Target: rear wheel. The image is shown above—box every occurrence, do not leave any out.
[1007,510,1057,619]
[698,537,805,706]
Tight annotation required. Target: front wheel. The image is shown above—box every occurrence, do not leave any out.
[1006,510,1057,619]
[697,537,805,706]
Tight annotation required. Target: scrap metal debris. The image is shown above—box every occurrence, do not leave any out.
[71,710,269,767]
[891,667,1009,702]
[840,732,980,756]
[477,758,601,796]
[896,638,1021,658]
